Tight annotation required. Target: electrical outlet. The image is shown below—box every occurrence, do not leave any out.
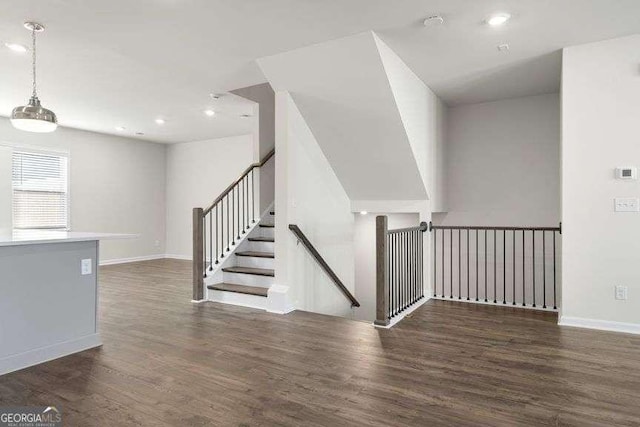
[81,259,92,275]
[615,285,628,301]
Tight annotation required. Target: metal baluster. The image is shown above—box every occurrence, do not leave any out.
[522,230,525,306]
[493,229,497,303]
[503,230,506,304]
[467,229,470,301]
[395,233,399,315]
[251,169,256,223]
[476,229,479,302]
[442,228,445,298]
[543,231,547,309]
[433,229,437,297]
[450,229,453,299]
[209,212,213,271]
[387,234,391,319]
[458,230,461,299]
[532,230,536,308]
[236,185,240,241]
[215,205,219,263]
[203,215,207,277]
[241,177,245,234]
[226,194,230,252]
[220,200,225,258]
[512,230,515,305]
[484,230,488,302]
[246,175,250,230]
[405,231,409,309]
[553,231,557,310]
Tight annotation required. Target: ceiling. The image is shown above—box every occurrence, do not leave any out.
[0,0,638,143]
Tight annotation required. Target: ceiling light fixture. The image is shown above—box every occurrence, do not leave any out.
[10,22,57,133]
[204,109,216,117]
[155,118,165,125]
[487,13,511,27]
[116,126,126,131]
[497,43,510,52]
[360,211,368,216]
[5,42,27,53]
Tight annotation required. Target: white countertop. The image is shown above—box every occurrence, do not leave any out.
[0,230,137,247]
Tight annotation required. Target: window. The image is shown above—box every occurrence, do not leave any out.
[12,150,69,229]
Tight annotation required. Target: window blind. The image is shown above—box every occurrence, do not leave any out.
[12,151,69,229]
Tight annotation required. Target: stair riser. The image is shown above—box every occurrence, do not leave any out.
[246,241,274,252]
[222,271,274,288]
[208,289,267,310]
[236,256,274,270]
[258,227,275,239]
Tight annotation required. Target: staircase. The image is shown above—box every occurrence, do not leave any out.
[205,211,276,310]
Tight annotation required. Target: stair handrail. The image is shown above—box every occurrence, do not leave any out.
[204,148,275,215]
[288,224,360,308]
[192,148,275,301]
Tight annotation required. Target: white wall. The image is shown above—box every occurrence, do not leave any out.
[437,93,560,226]
[165,135,254,258]
[275,91,356,317]
[0,146,12,235]
[0,118,166,262]
[561,34,640,330]
[374,35,448,212]
[353,212,420,321]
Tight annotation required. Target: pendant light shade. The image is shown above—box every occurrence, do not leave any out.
[10,22,58,133]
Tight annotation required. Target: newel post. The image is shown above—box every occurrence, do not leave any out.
[192,207,204,301]
[375,215,390,326]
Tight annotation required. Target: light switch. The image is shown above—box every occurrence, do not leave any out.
[614,198,639,212]
[81,258,92,275]
[615,285,628,301]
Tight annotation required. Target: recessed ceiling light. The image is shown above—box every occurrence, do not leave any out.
[360,211,368,216]
[204,109,216,117]
[497,43,510,52]
[5,42,27,53]
[423,15,444,27]
[487,13,511,27]
[136,132,144,136]
[210,93,222,99]
[116,126,126,131]
[155,118,165,125]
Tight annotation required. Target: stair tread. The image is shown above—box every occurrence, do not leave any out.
[207,282,268,297]
[222,266,275,277]
[236,251,274,258]
[259,224,274,228]
[248,236,275,242]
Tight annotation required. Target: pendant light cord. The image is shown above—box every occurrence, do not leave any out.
[31,26,37,99]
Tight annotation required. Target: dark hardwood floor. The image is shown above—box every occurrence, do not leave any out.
[1,259,639,426]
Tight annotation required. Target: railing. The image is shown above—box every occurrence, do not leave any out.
[192,149,275,300]
[288,224,360,308]
[375,216,428,326]
[429,223,561,310]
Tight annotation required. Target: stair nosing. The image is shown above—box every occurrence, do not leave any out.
[248,237,275,242]
[207,282,268,297]
[222,266,275,277]
[259,224,274,228]
[236,251,275,258]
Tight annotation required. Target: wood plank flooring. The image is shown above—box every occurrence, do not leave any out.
[1,259,639,426]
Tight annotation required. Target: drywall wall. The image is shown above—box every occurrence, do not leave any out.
[274,91,355,318]
[0,146,11,234]
[561,34,640,331]
[231,83,276,213]
[353,212,420,321]
[374,35,448,211]
[0,118,166,262]
[438,93,560,226]
[165,135,254,259]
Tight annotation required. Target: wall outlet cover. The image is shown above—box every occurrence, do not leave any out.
[615,285,628,301]
[81,259,92,275]
[614,197,640,212]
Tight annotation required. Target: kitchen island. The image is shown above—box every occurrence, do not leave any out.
[0,230,133,375]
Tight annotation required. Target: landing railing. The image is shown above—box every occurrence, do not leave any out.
[375,216,428,326]
[192,149,274,300]
[429,223,561,310]
[288,225,360,308]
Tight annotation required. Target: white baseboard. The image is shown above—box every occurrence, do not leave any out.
[373,297,430,329]
[164,254,192,261]
[99,254,166,266]
[0,333,102,376]
[559,316,640,335]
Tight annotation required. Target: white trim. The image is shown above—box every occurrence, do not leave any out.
[0,333,101,376]
[431,296,558,313]
[191,299,207,304]
[99,254,165,266]
[373,297,430,329]
[559,316,640,335]
[164,254,192,261]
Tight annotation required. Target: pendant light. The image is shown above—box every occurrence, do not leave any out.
[10,22,58,133]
